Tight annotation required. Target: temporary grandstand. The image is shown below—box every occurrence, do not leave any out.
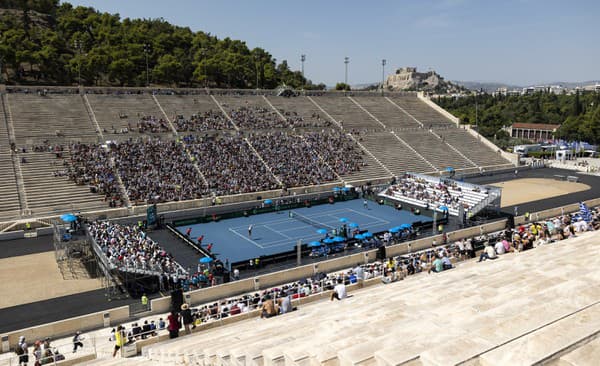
[379,173,502,217]
[0,87,516,227]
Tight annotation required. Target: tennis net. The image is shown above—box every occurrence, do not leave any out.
[291,211,335,230]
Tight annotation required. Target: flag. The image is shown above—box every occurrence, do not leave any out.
[579,202,592,223]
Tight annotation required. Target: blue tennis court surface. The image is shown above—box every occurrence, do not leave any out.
[176,199,431,263]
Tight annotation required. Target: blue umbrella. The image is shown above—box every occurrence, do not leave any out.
[446,167,454,172]
[400,223,412,229]
[199,257,213,264]
[389,227,401,233]
[309,241,322,247]
[60,213,77,222]
[362,232,373,238]
[349,222,359,228]
[323,238,335,244]
[317,228,328,235]
[339,217,349,223]
[439,205,449,212]
[264,199,273,205]
[333,187,341,192]
[354,234,364,240]
[333,236,345,242]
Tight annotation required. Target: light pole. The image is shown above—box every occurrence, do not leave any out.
[381,59,386,95]
[198,48,207,87]
[255,54,260,90]
[143,43,151,87]
[301,54,306,86]
[344,56,349,87]
[73,39,82,86]
[475,90,478,130]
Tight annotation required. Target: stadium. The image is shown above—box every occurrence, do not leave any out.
[1,2,599,366]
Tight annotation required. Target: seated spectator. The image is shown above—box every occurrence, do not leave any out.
[260,295,278,318]
[330,279,347,301]
[494,240,506,255]
[278,291,296,314]
[478,243,497,262]
[428,255,444,274]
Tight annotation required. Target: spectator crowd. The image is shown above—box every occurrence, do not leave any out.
[114,139,208,203]
[385,173,489,213]
[89,221,188,278]
[184,134,280,196]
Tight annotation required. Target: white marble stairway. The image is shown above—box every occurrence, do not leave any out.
[106,230,600,366]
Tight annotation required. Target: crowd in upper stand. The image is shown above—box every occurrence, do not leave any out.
[114,139,208,203]
[59,132,366,203]
[173,112,233,132]
[89,221,187,278]
[57,118,366,204]
[226,105,331,129]
[63,143,125,207]
[248,131,336,187]
[304,130,367,176]
[183,134,280,196]
[228,106,283,129]
[277,109,332,128]
[136,116,171,133]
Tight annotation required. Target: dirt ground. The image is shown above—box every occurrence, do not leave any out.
[0,252,102,309]
[490,178,591,208]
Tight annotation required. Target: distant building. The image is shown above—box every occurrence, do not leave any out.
[505,123,561,142]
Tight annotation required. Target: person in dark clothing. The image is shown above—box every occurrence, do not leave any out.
[131,323,141,339]
[72,331,84,353]
[180,304,194,334]
[141,321,151,339]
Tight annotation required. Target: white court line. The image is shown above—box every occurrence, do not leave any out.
[264,224,292,239]
[227,206,394,248]
[277,219,385,234]
[258,220,393,248]
[227,228,265,249]
[346,208,392,224]
[228,208,351,231]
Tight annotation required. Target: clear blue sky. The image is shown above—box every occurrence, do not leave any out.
[66,0,599,86]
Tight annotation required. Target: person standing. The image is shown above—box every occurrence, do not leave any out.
[167,311,180,339]
[141,293,149,311]
[72,331,84,353]
[16,336,28,366]
[363,199,368,209]
[354,264,364,289]
[185,227,192,238]
[180,304,193,335]
[112,326,125,358]
[248,224,253,237]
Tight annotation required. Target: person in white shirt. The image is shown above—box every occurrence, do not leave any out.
[494,241,505,255]
[330,279,347,301]
[353,264,364,288]
[478,243,497,262]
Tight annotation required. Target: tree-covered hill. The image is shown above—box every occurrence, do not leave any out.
[435,91,600,145]
[0,0,324,89]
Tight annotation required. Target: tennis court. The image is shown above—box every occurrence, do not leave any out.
[176,199,431,263]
